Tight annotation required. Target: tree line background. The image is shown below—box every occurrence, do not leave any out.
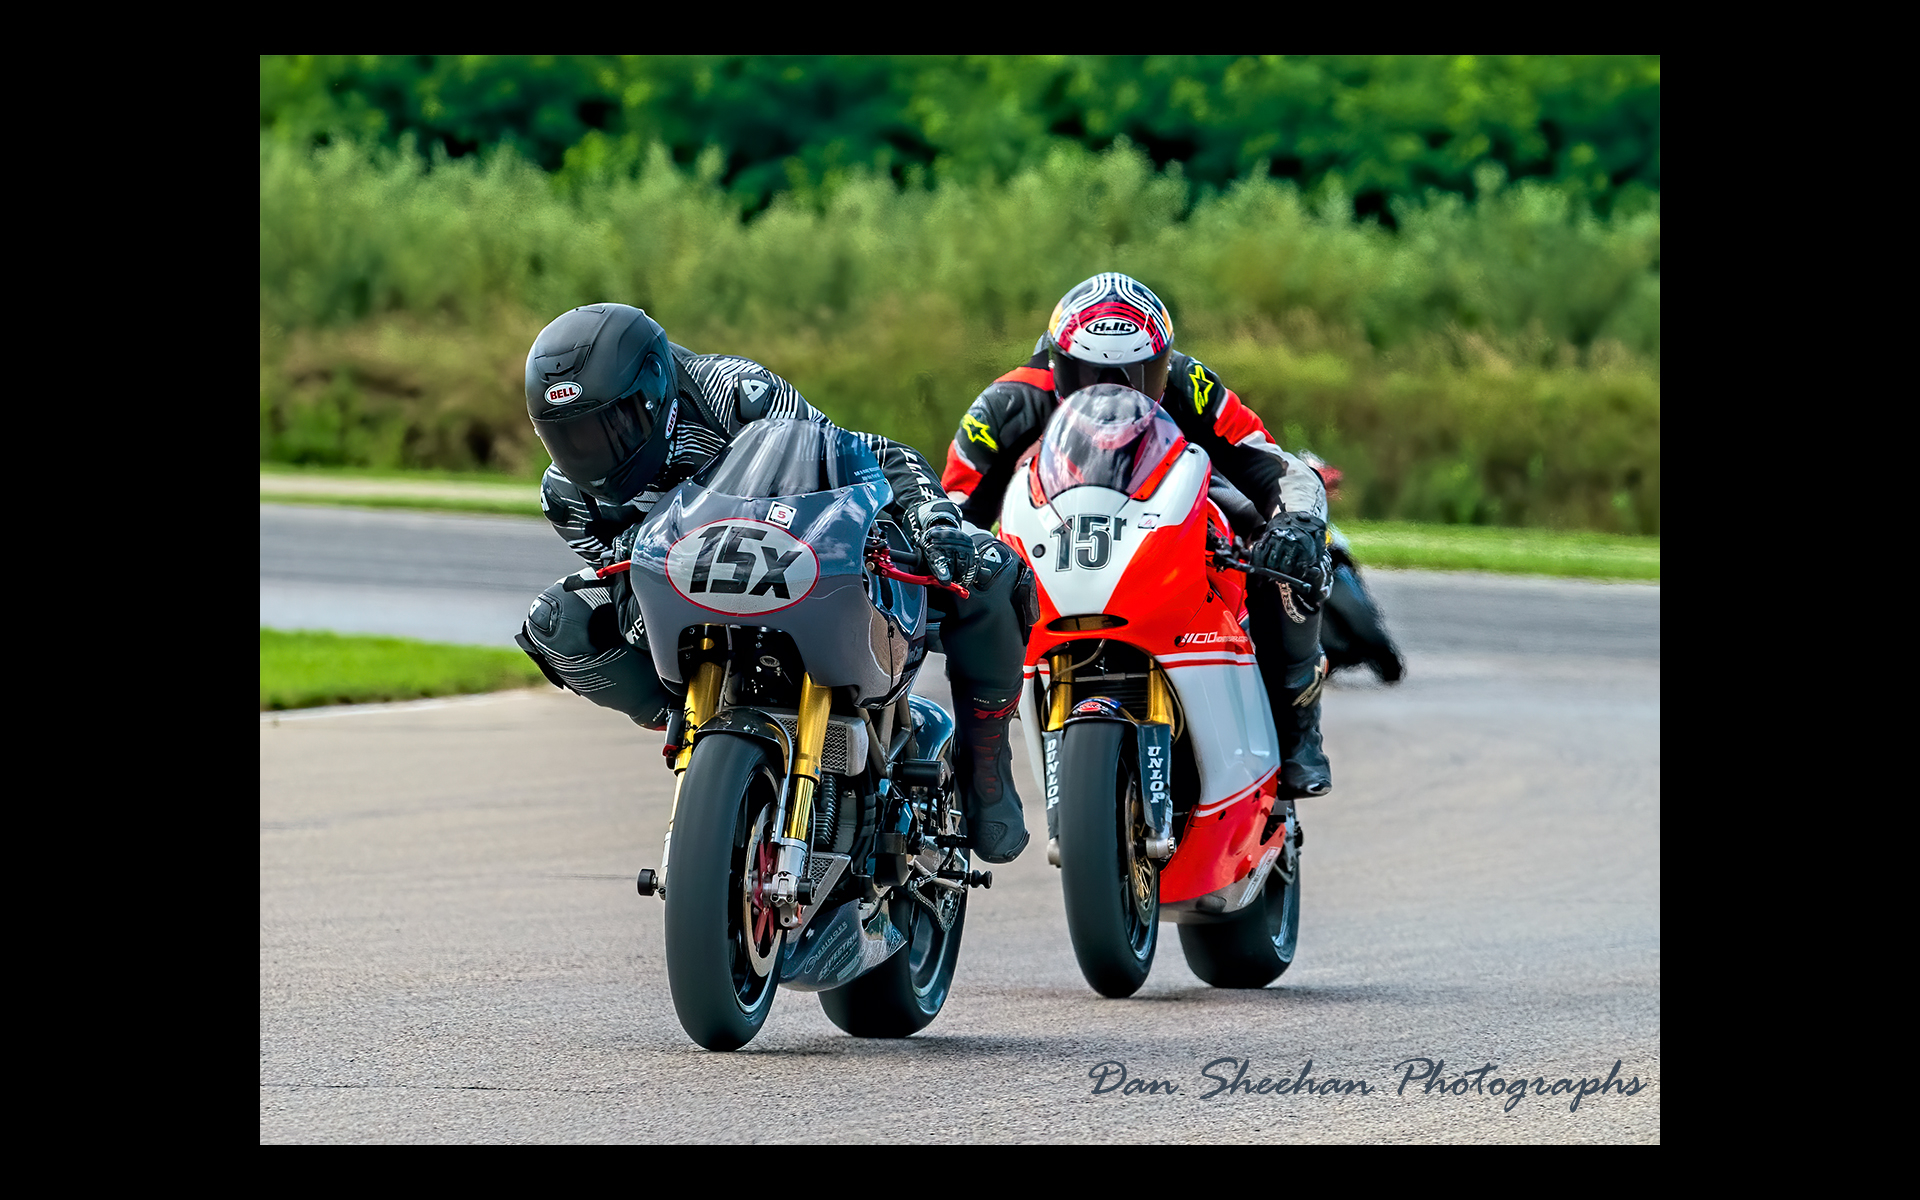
[259,55,1660,533]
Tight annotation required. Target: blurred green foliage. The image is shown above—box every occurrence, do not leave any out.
[260,134,1658,531]
[261,55,1659,219]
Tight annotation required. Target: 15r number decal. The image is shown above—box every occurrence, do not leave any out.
[1050,514,1128,571]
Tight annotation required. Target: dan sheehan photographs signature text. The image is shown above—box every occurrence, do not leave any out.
[1087,1058,1650,1113]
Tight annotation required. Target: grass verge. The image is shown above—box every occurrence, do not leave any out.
[259,462,546,485]
[1341,520,1658,580]
[261,627,548,710]
[259,491,543,518]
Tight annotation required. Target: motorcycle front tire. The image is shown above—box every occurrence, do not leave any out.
[1056,720,1158,998]
[663,732,783,1051]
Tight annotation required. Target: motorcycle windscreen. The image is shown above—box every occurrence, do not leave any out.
[1035,383,1184,502]
[695,419,889,500]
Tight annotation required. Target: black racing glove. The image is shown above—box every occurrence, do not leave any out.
[1250,512,1333,607]
[907,500,977,586]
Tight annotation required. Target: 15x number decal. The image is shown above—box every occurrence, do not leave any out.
[1050,514,1128,571]
[667,519,821,614]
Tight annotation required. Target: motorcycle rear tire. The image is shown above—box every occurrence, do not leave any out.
[1177,856,1300,988]
[1057,720,1158,998]
[818,889,968,1037]
[664,732,783,1050]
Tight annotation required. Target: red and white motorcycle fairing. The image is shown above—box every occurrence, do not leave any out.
[1001,441,1289,908]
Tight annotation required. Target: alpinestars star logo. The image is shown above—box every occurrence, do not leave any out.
[1189,362,1214,414]
[962,413,999,450]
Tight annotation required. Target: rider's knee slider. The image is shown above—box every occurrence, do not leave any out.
[520,572,674,726]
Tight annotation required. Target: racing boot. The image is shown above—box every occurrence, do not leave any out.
[952,689,1031,863]
[1276,656,1333,799]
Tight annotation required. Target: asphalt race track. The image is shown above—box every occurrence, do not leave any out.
[260,504,1661,1143]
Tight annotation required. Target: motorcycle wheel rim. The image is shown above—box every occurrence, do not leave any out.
[728,773,782,1011]
[1120,763,1157,958]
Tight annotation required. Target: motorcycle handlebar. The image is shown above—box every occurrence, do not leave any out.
[866,542,970,599]
[1211,548,1321,612]
[884,546,925,573]
[559,544,970,599]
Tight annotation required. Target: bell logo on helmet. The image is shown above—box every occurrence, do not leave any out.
[546,381,582,405]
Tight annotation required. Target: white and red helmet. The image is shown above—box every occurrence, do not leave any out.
[1045,272,1175,399]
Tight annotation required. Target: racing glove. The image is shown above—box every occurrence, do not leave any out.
[1251,511,1333,607]
[907,500,977,586]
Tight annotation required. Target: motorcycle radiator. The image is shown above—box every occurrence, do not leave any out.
[759,709,870,777]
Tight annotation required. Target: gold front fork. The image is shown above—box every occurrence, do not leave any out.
[1147,664,1173,726]
[664,634,725,881]
[1046,651,1074,730]
[675,639,725,774]
[782,673,834,843]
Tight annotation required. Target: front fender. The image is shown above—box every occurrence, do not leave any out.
[693,707,793,769]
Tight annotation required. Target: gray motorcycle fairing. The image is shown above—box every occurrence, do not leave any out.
[628,478,929,704]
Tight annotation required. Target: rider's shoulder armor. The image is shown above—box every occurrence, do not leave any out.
[942,350,1058,525]
[1159,351,1325,522]
[1160,351,1250,444]
[1162,352,1230,427]
[949,351,1055,472]
[675,349,819,433]
[675,346,947,522]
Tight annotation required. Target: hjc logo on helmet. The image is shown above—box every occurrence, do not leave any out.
[1085,318,1140,337]
[546,382,582,405]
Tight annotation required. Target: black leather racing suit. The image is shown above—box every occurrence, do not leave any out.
[518,344,1035,733]
[940,342,1332,802]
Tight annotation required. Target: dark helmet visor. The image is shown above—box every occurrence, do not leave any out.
[534,391,659,501]
[1050,348,1171,402]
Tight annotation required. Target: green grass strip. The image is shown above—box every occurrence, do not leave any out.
[261,627,548,711]
[259,491,545,518]
[259,462,547,485]
[1341,520,1658,580]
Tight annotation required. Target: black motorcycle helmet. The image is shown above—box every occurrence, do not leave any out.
[525,303,678,503]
